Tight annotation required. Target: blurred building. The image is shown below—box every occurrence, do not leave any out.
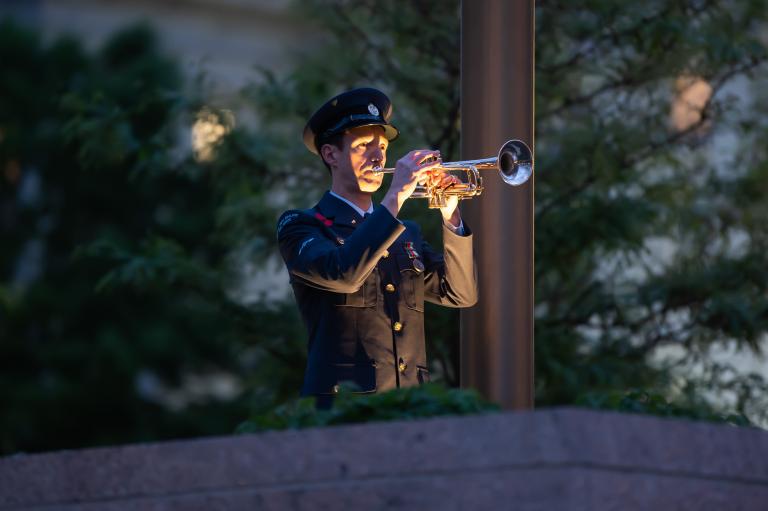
[0,0,311,98]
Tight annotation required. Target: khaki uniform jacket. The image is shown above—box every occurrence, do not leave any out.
[277,191,477,396]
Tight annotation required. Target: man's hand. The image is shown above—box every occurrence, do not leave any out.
[432,173,462,227]
[382,149,441,217]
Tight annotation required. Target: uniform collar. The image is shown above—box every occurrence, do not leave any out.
[316,191,372,227]
[328,190,374,217]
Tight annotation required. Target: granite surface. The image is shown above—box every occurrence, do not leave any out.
[1,408,767,510]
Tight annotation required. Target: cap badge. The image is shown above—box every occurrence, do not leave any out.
[368,103,380,116]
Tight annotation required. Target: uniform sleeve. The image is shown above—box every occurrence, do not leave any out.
[421,222,478,307]
[277,205,406,294]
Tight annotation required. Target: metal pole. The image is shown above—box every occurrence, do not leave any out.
[459,0,535,409]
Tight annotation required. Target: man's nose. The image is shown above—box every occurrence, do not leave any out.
[370,145,384,162]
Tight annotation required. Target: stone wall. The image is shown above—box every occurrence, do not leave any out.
[1,408,767,510]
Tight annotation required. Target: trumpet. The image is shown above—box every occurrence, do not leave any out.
[372,139,533,208]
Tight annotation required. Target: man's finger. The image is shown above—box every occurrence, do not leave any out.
[413,150,441,165]
[414,162,439,174]
[441,174,461,185]
[416,159,442,173]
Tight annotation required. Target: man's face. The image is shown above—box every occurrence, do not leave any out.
[325,125,388,194]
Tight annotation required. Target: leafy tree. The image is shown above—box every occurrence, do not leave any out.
[3,0,768,455]
[0,21,276,454]
[534,0,768,425]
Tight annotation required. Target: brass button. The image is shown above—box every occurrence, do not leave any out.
[382,249,389,258]
[398,359,407,373]
[393,321,403,332]
[332,384,340,394]
[385,283,396,293]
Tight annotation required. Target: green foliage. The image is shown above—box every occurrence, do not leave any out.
[533,0,768,424]
[577,389,751,427]
[0,20,258,454]
[236,383,498,433]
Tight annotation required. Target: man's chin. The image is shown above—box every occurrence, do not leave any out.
[358,178,383,193]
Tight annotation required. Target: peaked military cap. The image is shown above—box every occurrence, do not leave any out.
[303,87,399,155]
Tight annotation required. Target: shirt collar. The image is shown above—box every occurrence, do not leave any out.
[328,190,374,217]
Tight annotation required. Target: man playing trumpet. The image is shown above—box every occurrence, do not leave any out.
[277,87,477,407]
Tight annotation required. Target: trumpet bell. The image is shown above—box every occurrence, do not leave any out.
[498,139,533,186]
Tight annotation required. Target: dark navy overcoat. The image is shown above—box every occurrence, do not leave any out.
[277,192,477,396]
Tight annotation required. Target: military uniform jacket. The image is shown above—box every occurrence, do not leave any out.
[277,191,477,396]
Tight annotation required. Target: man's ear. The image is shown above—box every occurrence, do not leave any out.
[320,144,338,169]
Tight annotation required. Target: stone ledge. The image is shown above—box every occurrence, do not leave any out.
[1,407,767,510]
